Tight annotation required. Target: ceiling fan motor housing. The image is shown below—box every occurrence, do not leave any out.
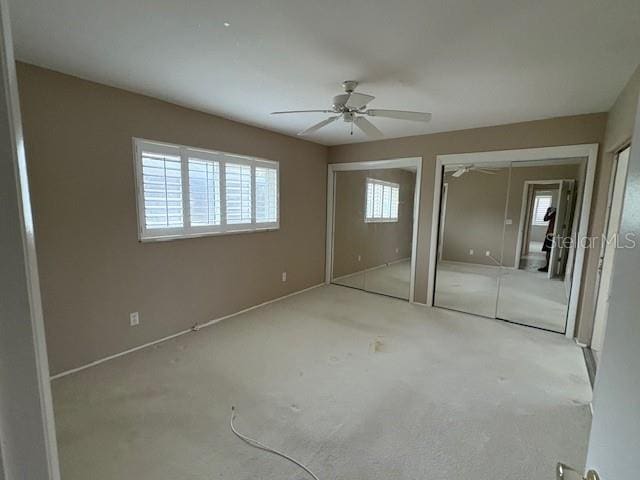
[333,81,360,111]
[342,80,358,93]
[342,112,355,123]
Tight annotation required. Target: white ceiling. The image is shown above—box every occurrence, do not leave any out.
[10,0,640,146]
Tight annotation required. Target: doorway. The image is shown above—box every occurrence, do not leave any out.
[519,184,560,271]
[325,158,422,301]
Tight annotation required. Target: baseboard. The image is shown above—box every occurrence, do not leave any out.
[333,257,411,282]
[439,259,516,270]
[50,282,325,381]
[388,257,411,265]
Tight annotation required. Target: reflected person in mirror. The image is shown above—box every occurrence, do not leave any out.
[538,206,557,272]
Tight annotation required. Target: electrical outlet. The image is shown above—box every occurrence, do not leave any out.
[469,249,474,255]
[129,312,139,327]
[395,247,399,254]
[485,250,491,256]
[281,271,287,282]
[357,255,361,262]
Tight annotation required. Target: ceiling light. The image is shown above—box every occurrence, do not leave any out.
[223,21,231,27]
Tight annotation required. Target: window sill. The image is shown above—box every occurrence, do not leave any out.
[139,224,280,243]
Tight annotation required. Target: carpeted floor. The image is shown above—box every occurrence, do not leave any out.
[434,261,568,332]
[52,285,591,480]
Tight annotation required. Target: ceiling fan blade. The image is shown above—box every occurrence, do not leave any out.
[297,116,340,136]
[345,92,375,109]
[366,109,432,122]
[475,168,498,175]
[354,116,384,139]
[271,110,333,115]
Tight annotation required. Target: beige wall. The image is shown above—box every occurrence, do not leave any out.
[328,113,608,340]
[17,63,328,374]
[442,164,580,266]
[333,169,415,278]
[577,64,640,343]
[441,167,510,266]
[604,65,640,153]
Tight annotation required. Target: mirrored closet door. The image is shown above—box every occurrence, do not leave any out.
[496,160,584,333]
[331,167,416,300]
[433,157,587,333]
[434,162,512,317]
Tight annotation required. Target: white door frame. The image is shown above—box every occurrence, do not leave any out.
[514,180,565,268]
[428,144,599,339]
[325,157,423,303]
[0,0,61,477]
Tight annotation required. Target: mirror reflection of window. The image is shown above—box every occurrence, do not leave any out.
[532,194,553,226]
[365,178,399,223]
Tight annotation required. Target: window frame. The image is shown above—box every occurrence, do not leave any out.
[364,177,400,223]
[133,138,279,242]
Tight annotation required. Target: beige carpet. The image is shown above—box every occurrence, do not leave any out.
[434,261,568,332]
[52,285,590,480]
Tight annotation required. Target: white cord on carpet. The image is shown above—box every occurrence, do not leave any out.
[230,406,320,480]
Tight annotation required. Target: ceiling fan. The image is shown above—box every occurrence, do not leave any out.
[271,80,431,139]
[448,165,501,178]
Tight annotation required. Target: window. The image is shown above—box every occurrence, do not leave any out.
[532,194,553,226]
[365,178,399,223]
[188,157,221,227]
[134,139,279,240]
[255,166,278,223]
[225,163,252,225]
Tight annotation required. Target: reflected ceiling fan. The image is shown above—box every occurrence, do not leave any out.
[271,80,431,138]
[448,165,501,178]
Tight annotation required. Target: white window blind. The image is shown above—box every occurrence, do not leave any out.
[225,163,252,225]
[134,139,279,240]
[365,178,400,223]
[255,166,278,223]
[188,158,221,227]
[141,151,183,230]
[532,194,553,226]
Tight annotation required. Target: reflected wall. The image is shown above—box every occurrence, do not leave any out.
[332,168,416,299]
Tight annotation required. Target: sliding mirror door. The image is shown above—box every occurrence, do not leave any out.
[332,168,416,300]
[433,163,511,317]
[496,159,585,332]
